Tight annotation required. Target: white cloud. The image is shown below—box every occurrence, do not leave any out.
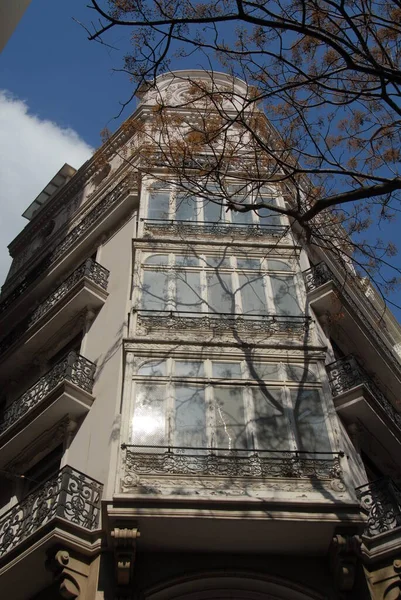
[0,91,93,286]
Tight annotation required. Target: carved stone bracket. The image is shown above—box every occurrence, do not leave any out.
[111,527,141,595]
[364,559,401,600]
[329,533,361,593]
[46,548,90,600]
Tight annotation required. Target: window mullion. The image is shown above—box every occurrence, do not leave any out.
[264,273,275,314]
[282,386,298,451]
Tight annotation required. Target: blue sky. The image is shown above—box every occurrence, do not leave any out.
[0,1,400,319]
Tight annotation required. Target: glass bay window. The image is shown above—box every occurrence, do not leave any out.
[139,253,304,316]
[130,358,331,454]
[146,184,282,227]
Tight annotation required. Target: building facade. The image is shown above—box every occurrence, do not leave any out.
[0,71,401,600]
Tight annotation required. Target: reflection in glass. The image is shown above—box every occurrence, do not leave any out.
[291,389,331,452]
[148,192,170,220]
[132,384,166,445]
[175,255,199,267]
[142,271,169,311]
[252,388,290,450]
[176,194,197,221]
[268,260,292,272]
[285,364,318,382]
[271,275,302,315]
[207,273,233,313]
[239,273,267,315]
[201,199,222,222]
[175,361,205,377]
[212,362,242,379]
[137,360,166,377]
[144,254,169,265]
[214,387,248,449]
[174,271,203,312]
[174,385,206,447]
[237,258,261,270]
[247,363,280,380]
[202,256,231,268]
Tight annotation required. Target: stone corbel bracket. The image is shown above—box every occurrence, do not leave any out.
[111,527,141,593]
[46,548,90,599]
[329,533,362,592]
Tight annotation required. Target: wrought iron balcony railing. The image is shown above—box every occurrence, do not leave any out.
[0,466,102,558]
[0,258,109,358]
[303,263,401,374]
[356,477,401,537]
[141,218,289,238]
[327,355,401,433]
[122,445,343,481]
[0,175,131,315]
[0,352,96,437]
[135,309,310,336]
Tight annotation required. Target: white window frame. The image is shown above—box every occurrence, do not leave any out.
[129,357,330,453]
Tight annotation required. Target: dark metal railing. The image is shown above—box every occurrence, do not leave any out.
[135,309,309,335]
[303,262,401,374]
[0,466,102,558]
[0,175,131,315]
[0,352,96,437]
[141,217,288,237]
[122,445,343,480]
[356,477,401,537]
[0,258,109,358]
[327,355,401,432]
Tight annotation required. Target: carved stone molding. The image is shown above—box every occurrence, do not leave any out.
[123,340,326,359]
[364,559,401,600]
[47,548,91,600]
[111,527,141,594]
[329,533,361,592]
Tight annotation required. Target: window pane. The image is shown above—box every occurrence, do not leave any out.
[174,386,206,447]
[148,192,170,220]
[237,258,261,270]
[231,207,254,225]
[206,273,233,313]
[132,384,166,445]
[291,390,331,453]
[174,272,202,312]
[239,273,267,315]
[212,362,242,378]
[175,254,199,267]
[142,271,169,311]
[285,364,318,382]
[246,363,280,380]
[257,201,281,226]
[202,256,231,268]
[267,260,292,272]
[213,387,248,449]
[175,361,205,377]
[176,194,197,221]
[201,199,222,223]
[252,388,290,450]
[137,360,166,376]
[144,254,169,265]
[271,276,302,316]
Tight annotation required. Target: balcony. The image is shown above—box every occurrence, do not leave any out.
[141,218,289,241]
[0,352,96,467]
[303,263,401,402]
[107,445,364,555]
[0,259,108,379]
[134,310,311,342]
[0,174,136,321]
[327,356,401,456]
[357,477,401,538]
[0,466,102,562]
